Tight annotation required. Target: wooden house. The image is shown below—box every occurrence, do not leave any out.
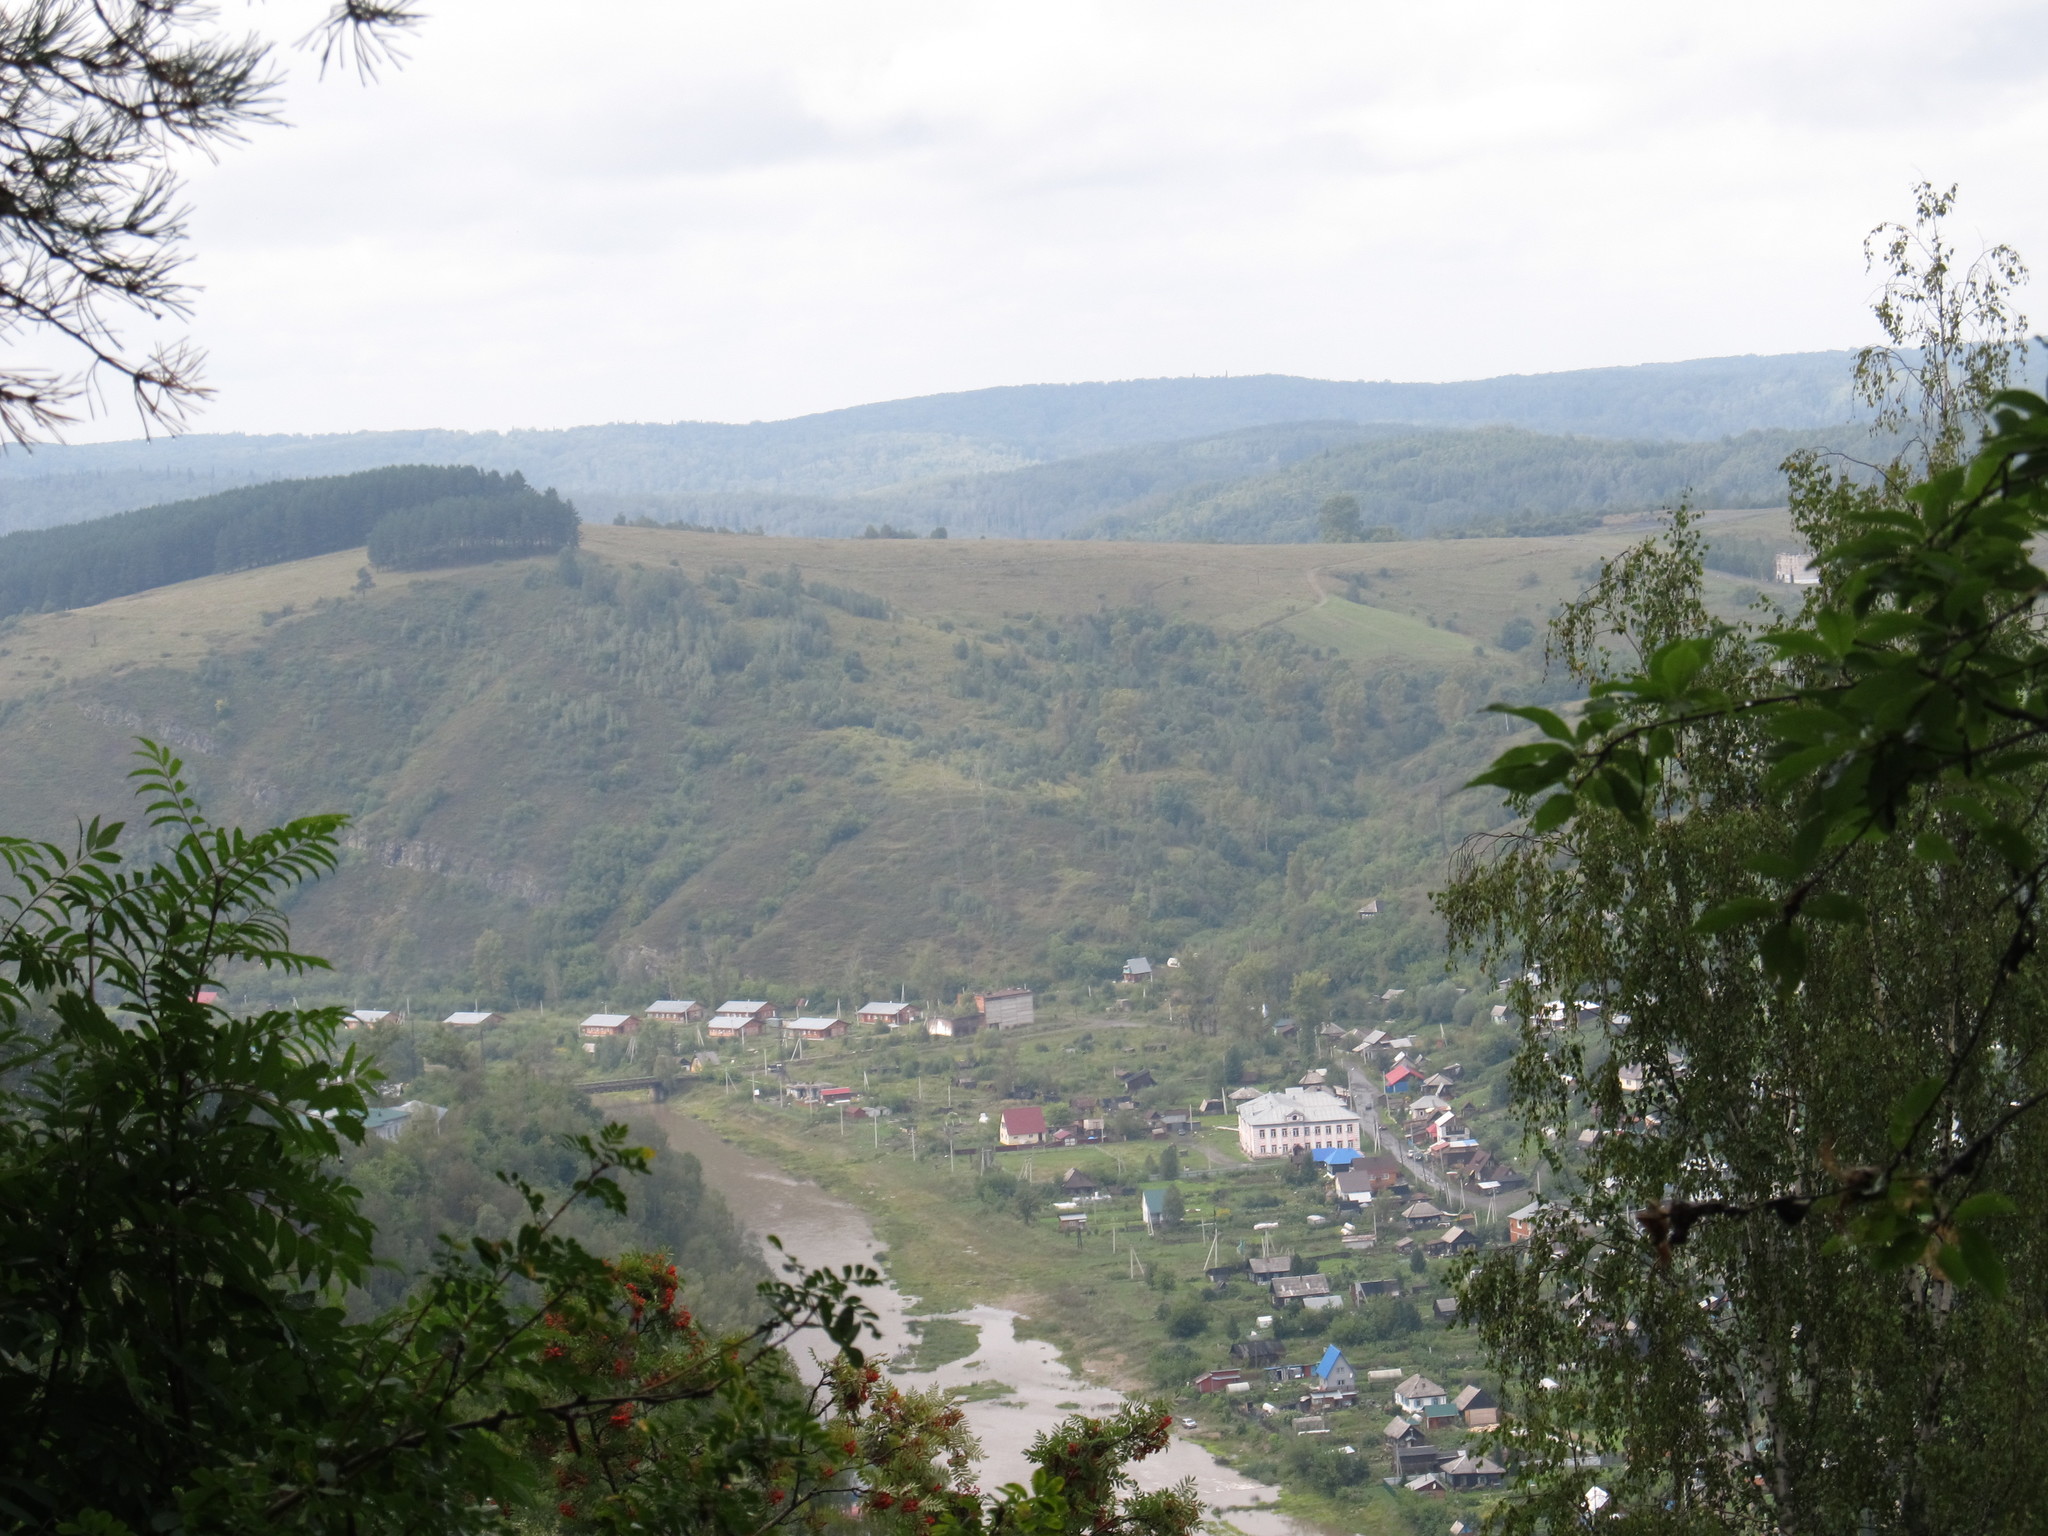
[976,988,1035,1029]
[646,1000,704,1023]
[783,1015,848,1042]
[578,1013,640,1039]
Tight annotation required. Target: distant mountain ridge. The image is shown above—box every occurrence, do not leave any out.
[0,351,1862,535]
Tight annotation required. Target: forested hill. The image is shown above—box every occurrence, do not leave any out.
[0,465,575,621]
[0,515,1790,1023]
[0,351,1859,532]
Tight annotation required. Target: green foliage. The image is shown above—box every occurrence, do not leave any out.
[366,487,577,571]
[0,465,570,619]
[1449,258,2048,1526]
[1496,614,1536,651]
[1317,494,1365,542]
[1160,1184,1186,1230]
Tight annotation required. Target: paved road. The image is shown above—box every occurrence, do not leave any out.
[1349,1065,1460,1204]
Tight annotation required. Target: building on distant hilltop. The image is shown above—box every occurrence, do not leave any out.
[1122,957,1152,982]
[443,1011,504,1027]
[1774,552,1820,585]
[346,1009,401,1030]
[858,1001,919,1027]
[578,1013,640,1039]
[1235,1087,1363,1160]
[646,1000,704,1023]
[977,988,1035,1029]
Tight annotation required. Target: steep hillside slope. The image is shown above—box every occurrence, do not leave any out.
[0,517,1788,1016]
[0,352,1858,531]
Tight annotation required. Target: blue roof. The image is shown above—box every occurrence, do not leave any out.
[1311,1147,1362,1166]
[1315,1344,1346,1379]
[1141,1189,1165,1214]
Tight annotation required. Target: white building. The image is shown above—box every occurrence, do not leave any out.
[1235,1088,1364,1160]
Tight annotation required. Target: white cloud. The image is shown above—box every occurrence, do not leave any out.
[64,0,2048,439]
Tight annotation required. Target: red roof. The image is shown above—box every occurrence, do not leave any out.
[1000,1105,1048,1136]
[1385,1064,1422,1086]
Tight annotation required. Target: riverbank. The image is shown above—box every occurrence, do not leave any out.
[647,1082,1501,1536]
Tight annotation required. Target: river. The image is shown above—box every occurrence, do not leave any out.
[647,1106,1331,1536]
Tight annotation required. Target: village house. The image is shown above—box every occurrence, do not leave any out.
[1383,1416,1427,1448]
[1193,1368,1246,1394]
[1425,1226,1480,1259]
[688,1050,720,1073]
[578,1013,640,1039]
[1352,1278,1400,1300]
[1060,1167,1100,1196]
[646,1000,705,1024]
[1393,1374,1450,1416]
[1235,1087,1364,1160]
[1384,1063,1424,1094]
[783,1015,849,1042]
[1508,1201,1543,1244]
[927,1010,983,1038]
[1356,898,1380,919]
[1121,957,1153,982]
[346,1009,400,1029]
[1309,1346,1357,1403]
[1247,1253,1295,1282]
[977,987,1035,1029]
[1269,1274,1334,1307]
[998,1106,1048,1147]
[857,1001,918,1027]
[711,1000,777,1036]
[1116,1067,1155,1091]
[1230,1338,1282,1367]
[1441,1451,1506,1489]
[1402,1199,1446,1229]
[1455,1384,1499,1429]
[443,1011,504,1027]
[1434,1297,1461,1322]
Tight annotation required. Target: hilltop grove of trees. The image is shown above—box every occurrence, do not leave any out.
[0,466,576,620]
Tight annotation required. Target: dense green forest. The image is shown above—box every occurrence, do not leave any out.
[340,1036,764,1325]
[367,489,578,570]
[0,465,574,619]
[1080,424,1848,542]
[0,351,1859,533]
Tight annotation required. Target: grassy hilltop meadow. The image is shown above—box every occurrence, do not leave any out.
[0,510,1791,1016]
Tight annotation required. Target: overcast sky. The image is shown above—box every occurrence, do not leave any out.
[90,0,2048,439]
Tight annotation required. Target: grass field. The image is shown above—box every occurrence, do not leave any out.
[0,509,1793,705]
